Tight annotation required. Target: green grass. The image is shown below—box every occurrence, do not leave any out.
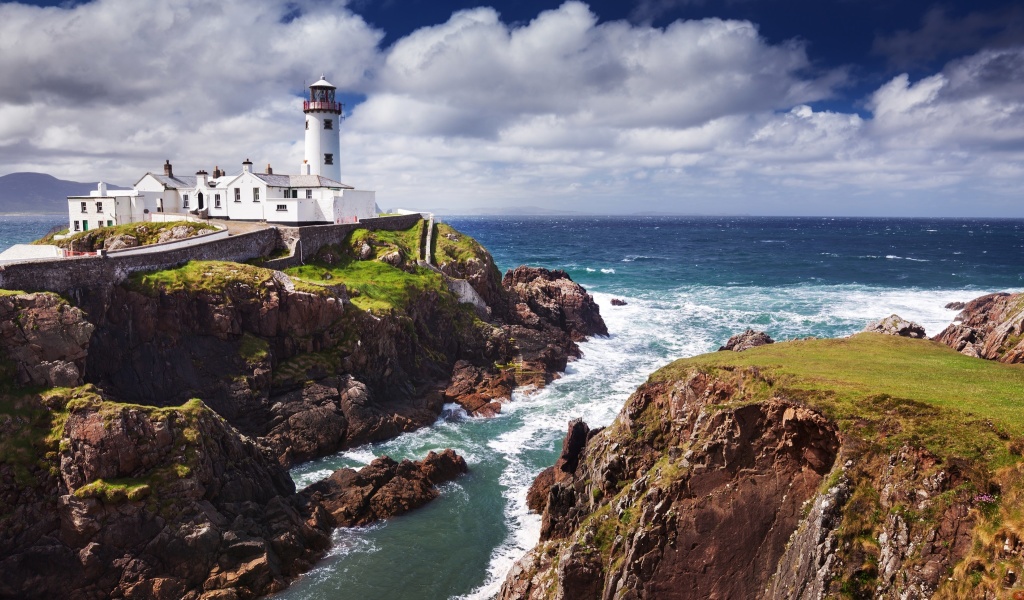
[655,333,1024,466]
[239,332,269,364]
[31,228,68,245]
[0,289,26,297]
[126,260,276,296]
[285,244,444,312]
[52,221,219,251]
[433,222,488,265]
[347,221,424,261]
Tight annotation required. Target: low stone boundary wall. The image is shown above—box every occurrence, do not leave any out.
[0,214,425,296]
[267,213,424,270]
[0,229,279,296]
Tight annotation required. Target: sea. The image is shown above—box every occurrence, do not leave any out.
[3,214,1023,599]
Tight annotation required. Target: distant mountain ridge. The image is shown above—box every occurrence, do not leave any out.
[0,172,126,214]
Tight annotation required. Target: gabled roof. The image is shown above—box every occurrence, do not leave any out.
[251,173,354,189]
[136,173,198,189]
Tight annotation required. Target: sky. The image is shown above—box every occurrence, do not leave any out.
[0,0,1022,216]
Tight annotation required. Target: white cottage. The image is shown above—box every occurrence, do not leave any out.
[67,75,377,231]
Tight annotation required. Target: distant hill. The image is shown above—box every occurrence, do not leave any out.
[0,172,127,214]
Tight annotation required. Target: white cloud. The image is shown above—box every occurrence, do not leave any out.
[0,0,1023,216]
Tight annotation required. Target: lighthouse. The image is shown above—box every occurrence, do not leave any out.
[303,75,343,181]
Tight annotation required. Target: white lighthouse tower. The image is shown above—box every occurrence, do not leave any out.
[303,75,343,181]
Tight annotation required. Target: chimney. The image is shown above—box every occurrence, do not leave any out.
[196,169,208,186]
[97,182,107,196]
[242,158,252,174]
[163,160,173,178]
[212,165,223,179]
[266,164,273,175]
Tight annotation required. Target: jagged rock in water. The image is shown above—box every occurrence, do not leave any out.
[301,449,467,527]
[502,266,608,342]
[863,314,926,338]
[945,301,966,310]
[610,298,627,306]
[934,292,1024,363]
[719,328,774,351]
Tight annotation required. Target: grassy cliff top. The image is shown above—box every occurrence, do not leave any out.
[126,260,276,296]
[654,333,1024,466]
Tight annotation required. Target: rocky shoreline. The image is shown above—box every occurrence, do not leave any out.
[501,292,1024,600]
[0,222,607,599]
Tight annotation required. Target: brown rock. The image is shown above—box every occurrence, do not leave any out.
[0,292,94,388]
[934,292,1024,363]
[301,450,468,527]
[718,328,774,351]
[864,314,927,338]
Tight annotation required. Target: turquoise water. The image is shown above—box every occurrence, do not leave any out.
[279,216,1024,600]
[2,215,1022,599]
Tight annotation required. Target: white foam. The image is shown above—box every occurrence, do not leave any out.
[600,268,616,274]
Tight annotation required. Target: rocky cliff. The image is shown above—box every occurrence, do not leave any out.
[502,333,1024,600]
[935,292,1024,363]
[0,220,605,598]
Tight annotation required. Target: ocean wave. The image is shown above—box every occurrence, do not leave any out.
[600,268,616,274]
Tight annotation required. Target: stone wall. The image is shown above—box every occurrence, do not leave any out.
[0,214,426,296]
[0,229,278,295]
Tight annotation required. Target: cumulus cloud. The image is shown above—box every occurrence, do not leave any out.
[0,0,1022,215]
[0,0,381,180]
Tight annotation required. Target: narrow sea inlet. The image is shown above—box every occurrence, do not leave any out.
[268,216,1024,599]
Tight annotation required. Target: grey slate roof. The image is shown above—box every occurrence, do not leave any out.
[149,174,198,189]
[251,173,354,189]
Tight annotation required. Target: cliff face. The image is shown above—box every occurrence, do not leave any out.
[0,292,93,388]
[502,334,1024,600]
[0,221,606,598]
[935,292,1024,363]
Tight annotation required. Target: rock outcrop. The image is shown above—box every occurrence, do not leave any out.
[718,328,774,351]
[0,386,468,600]
[864,314,927,338]
[302,449,467,527]
[0,292,94,388]
[934,292,1024,362]
[501,345,1001,600]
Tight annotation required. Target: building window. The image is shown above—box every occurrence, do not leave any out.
[182,194,189,209]
[80,202,87,213]
[73,220,80,231]
[276,204,287,212]
[253,188,260,201]
[324,119,333,130]
[234,188,241,202]
[107,220,113,227]
[95,201,103,213]
[215,194,221,208]
[324,153,333,165]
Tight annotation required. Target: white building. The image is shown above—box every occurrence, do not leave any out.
[67,75,376,232]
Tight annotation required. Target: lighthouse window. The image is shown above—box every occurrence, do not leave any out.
[324,153,334,165]
[253,188,260,201]
[305,120,309,130]
[324,119,333,130]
